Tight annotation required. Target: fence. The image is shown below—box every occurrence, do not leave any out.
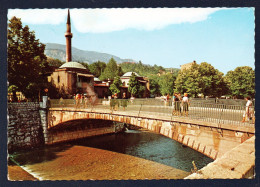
[49,98,255,127]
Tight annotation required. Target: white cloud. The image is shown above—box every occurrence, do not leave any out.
[8,9,67,25]
[8,8,225,33]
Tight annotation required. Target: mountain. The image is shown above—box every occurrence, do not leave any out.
[44,43,136,64]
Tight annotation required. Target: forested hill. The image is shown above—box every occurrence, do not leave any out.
[120,62,180,77]
[44,43,135,64]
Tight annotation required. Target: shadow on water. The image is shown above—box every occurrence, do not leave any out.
[9,143,73,166]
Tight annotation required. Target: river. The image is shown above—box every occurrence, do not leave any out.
[9,126,213,180]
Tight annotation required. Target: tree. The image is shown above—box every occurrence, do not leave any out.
[46,57,64,68]
[174,62,227,97]
[158,73,176,96]
[8,16,48,101]
[148,75,160,97]
[89,61,106,77]
[109,76,122,95]
[225,66,255,98]
[99,58,118,80]
[128,72,141,97]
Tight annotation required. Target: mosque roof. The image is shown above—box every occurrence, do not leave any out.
[122,72,140,77]
[59,62,87,69]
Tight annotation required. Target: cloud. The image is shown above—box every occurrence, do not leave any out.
[8,8,225,33]
[8,9,67,25]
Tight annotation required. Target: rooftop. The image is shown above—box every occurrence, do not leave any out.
[122,72,140,77]
[59,62,87,69]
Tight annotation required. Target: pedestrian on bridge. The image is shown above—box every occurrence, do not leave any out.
[121,92,128,111]
[182,93,190,117]
[241,96,254,123]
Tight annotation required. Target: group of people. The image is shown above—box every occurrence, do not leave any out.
[72,93,95,108]
[109,92,128,111]
[169,93,190,116]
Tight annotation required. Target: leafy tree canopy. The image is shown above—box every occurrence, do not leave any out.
[128,72,141,97]
[120,61,177,77]
[174,62,228,97]
[158,73,177,96]
[225,66,255,98]
[8,16,48,100]
[109,76,122,95]
[89,61,106,78]
[99,58,123,80]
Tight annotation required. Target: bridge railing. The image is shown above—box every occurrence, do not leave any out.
[49,99,254,127]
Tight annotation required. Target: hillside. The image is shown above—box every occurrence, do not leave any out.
[44,43,135,64]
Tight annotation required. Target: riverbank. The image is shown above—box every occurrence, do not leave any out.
[8,165,38,181]
[8,145,190,180]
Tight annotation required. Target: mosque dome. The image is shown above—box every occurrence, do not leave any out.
[122,72,140,77]
[59,62,87,69]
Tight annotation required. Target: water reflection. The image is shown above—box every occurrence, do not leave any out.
[73,129,213,172]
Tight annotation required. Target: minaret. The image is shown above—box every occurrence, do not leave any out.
[65,9,73,62]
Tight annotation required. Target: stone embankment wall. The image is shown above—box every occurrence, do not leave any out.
[8,103,45,153]
[185,136,255,179]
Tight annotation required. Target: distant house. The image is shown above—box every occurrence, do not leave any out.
[94,77,111,98]
[120,72,150,98]
[180,60,197,71]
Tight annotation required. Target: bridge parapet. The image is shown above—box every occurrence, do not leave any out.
[49,98,255,127]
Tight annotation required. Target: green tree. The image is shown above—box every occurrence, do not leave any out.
[8,16,48,101]
[174,62,227,97]
[46,57,64,68]
[128,72,141,97]
[99,58,118,80]
[158,73,176,96]
[109,76,122,95]
[225,66,255,98]
[89,61,106,77]
[148,75,160,97]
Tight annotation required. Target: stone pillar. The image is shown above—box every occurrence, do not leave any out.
[39,96,49,144]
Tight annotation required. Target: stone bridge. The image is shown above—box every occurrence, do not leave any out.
[47,106,254,161]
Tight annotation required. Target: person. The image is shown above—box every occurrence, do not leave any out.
[59,97,64,107]
[114,93,119,111]
[121,92,128,111]
[110,95,115,111]
[84,94,89,108]
[174,93,181,116]
[171,93,176,114]
[75,93,81,108]
[182,93,190,116]
[178,93,183,115]
[242,96,254,122]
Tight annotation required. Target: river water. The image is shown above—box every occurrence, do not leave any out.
[10,127,213,180]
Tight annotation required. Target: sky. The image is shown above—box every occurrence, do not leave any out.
[8,8,255,74]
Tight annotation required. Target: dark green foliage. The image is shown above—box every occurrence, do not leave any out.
[225,66,255,98]
[158,73,177,96]
[148,75,160,97]
[128,72,142,97]
[120,61,178,77]
[46,57,64,68]
[89,61,106,77]
[8,16,48,101]
[109,76,122,95]
[99,58,123,80]
[174,62,228,97]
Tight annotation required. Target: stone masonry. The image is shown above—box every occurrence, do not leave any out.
[8,103,45,153]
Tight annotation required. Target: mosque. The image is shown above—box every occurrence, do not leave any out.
[48,10,149,98]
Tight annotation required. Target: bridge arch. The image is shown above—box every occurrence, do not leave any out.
[47,108,254,161]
